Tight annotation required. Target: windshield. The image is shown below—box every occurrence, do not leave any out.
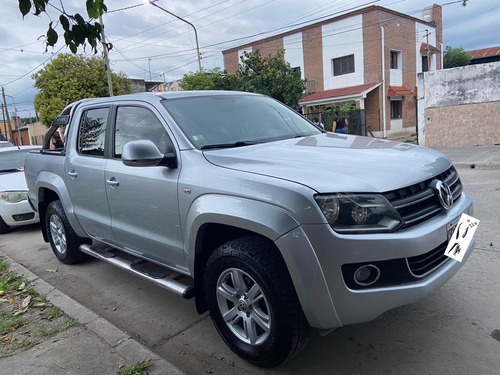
[161,94,320,149]
[0,149,32,172]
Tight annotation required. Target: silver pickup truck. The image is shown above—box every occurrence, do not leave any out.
[25,91,474,367]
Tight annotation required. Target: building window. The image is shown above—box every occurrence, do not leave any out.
[391,100,402,119]
[390,50,401,69]
[422,55,429,72]
[332,54,355,76]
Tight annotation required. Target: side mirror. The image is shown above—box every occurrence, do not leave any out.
[122,140,177,168]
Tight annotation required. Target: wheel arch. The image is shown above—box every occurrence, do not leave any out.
[185,195,300,315]
[36,172,86,241]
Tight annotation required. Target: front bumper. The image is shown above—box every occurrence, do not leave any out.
[276,192,474,329]
[0,199,40,227]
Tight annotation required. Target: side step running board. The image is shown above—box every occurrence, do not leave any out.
[80,244,194,299]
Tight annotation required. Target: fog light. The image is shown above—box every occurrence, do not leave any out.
[353,264,380,286]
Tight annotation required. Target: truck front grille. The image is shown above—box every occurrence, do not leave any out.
[406,241,451,277]
[383,166,463,230]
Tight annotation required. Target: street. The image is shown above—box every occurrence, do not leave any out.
[1,167,499,374]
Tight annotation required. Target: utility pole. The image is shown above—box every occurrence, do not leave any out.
[425,29,430,72]
[99,14,114,97]
[1,87,13,143]
[1,104,7,141]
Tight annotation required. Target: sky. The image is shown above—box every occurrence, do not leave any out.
[1,0,499,118]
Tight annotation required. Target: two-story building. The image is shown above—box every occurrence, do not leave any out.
[223,4,443,137]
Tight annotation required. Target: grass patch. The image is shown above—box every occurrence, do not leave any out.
[0,256,79,358]
[117,360,153,375]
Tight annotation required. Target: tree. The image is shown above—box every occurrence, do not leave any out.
[180,51,306,108]
[18,0,109,53]
[236,50,306,108]
[444,46,472,68]
[33,53,130,125]
[179,68,238,91]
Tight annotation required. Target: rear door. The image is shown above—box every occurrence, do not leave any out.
[104,103,186,270]
[64,106,115,242]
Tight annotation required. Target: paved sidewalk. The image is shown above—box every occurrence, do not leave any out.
[0,252,185,375]
[433,145,500,169]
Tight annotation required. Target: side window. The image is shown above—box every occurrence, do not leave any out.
[78,108,109,156]
[114,106,170,158]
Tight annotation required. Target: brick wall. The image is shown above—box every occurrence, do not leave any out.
[224,50,239,75]
[433,4,443,69]
[303,26,324,93]
[425,103,500,147]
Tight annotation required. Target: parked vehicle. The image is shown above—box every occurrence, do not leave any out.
[0,141,15,148]
[0,146,41,233]
[24,92,474,367]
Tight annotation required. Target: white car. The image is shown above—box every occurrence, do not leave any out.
[0,146,40,233]
[0,141,15,148]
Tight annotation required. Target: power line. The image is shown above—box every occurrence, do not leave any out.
[1,46,65,87]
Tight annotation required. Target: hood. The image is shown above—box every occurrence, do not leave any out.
[203,133,451,193]
[0,170,28,191]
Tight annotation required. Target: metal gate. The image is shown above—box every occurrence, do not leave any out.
[305,109,366,135]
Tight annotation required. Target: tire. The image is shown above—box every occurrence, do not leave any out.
[204,236,310,367]
[45,200,89,264]
[0,216,11,234]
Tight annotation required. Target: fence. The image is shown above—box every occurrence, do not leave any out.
[305,109,367,135]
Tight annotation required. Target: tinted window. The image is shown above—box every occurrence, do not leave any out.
[333,55,355,76]
[162,95,320,149]
[78,108,109,156]
[114,106,169,158]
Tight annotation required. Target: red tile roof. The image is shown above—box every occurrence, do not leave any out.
[299,82,380,103]
[468,46,500,59]
[420,43,441,54]
[387,85,413,97]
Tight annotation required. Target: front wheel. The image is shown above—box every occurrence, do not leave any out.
[46,200,89,264]
[204,236,310,367]
[0,216,11,234]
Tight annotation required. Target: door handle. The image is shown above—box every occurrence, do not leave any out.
[68,170,78,178]
[106,177,120,187]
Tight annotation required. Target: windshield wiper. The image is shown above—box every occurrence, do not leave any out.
[200,141,260,150]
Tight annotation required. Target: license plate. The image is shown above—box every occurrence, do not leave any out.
[444,213,479,262]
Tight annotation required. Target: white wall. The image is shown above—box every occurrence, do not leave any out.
[415,22,436,73]
[284,32,305,80]
[417,62,500,146]
[322,14,364,90]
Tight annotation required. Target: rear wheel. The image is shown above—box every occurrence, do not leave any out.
[46,200,89,264]
[204,236,310,367]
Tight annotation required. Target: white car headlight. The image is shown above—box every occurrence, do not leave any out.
[0,191,29,203]
[314,194,403,234]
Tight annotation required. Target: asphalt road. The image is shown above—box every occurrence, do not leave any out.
[1,167,499,374]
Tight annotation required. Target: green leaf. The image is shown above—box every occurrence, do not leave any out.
[72,25,85,45]
[60,15,70,31]
[69,43,77,53]
[47,23,58,46]
[19,0,31,17]
[74,13,85,25]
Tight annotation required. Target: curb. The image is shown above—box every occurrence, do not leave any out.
[0,251,185,375]
[452,163,500,170]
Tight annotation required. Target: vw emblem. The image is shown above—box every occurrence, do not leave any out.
[432,180,453,210]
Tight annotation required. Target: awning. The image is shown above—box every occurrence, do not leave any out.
[299,82,381,106]
[387,85,413,98]
[420,43,440,54]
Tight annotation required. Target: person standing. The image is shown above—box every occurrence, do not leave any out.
[333,111,348,134]
[314,116,325,130]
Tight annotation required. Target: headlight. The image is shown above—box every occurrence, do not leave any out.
[0,191,29,203]
[314,194,403,234]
